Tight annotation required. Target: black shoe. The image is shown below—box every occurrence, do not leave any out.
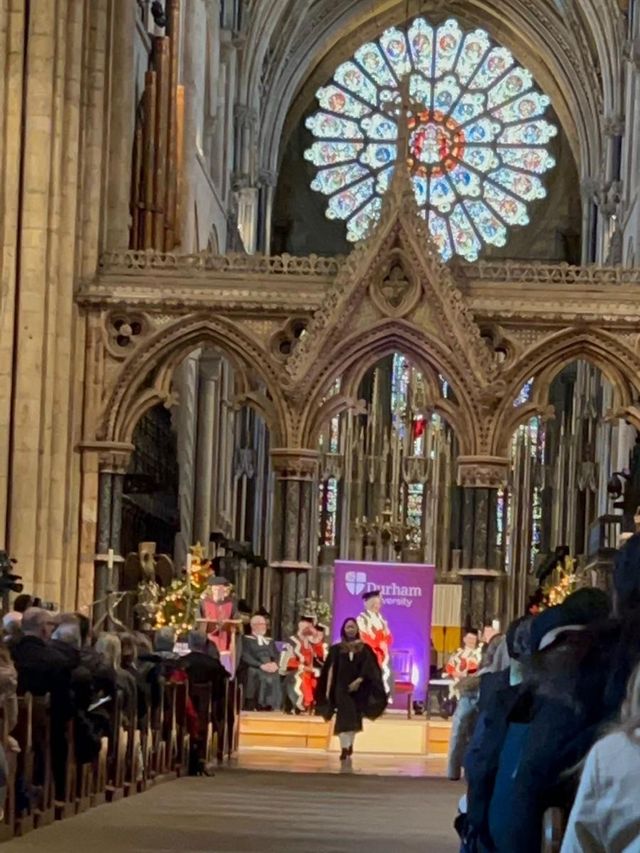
[348,745,353,756]
[340,748,349,761]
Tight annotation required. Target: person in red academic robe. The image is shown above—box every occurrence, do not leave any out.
[199,576,238,656]
[357,590,393,698]
[284,617,327,713]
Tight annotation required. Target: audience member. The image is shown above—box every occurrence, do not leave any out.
[561,660,640,852]
[181,631,229,699]
[12,595,34,614]
[2,612,22,646]
[447,633,506,781]
[95,632,137,727]
[239,614,282,711]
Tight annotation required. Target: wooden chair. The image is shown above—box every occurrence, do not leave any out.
[157,681,177,782]
[149,679,167,781]
[391,650,415,719]
[30,695,54,828]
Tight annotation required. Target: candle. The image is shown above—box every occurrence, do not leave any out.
[107,548,114,570]
[186,553,193,575]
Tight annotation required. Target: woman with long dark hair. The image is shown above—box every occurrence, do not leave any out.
[316,617,387,761]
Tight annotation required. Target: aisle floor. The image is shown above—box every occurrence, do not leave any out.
[6,770,463,852]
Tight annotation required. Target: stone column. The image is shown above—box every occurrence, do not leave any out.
[193,354,222,545]
[173,353,199,567]
[456,456,509,629]
[93,445,133,626]
[269,449,319,637]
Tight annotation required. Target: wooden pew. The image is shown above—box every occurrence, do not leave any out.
[14,694,34,836]
[541,807,567,853]
[105,692,128,802]
[30,695,54,829]
[160,681,178,781]
[0,697,16,842]
[173,681,190,777]
[54,717,77,820]
[189,683,213,773]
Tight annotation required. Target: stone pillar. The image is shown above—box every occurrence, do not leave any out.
[93,445,133,626]
[193,354,222,545]
[269,449,319,637]
[0,1,109,607]
[173,352,199,567]
[456,456,509,629]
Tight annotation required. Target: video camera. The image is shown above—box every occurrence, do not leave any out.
[0,551,23,594]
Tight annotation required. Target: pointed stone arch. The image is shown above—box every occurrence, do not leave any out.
[99,314,289,447]
[490,327,640,457]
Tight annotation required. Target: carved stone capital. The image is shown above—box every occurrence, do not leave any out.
[79,441,135,474]
[603,113,625,137]
[457,456,510,489]
[270,448,319,480]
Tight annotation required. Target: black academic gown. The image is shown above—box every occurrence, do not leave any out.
[239,635,282,710]
[316,641,387,734]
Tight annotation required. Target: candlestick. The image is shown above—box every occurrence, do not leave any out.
[107,548,114,570]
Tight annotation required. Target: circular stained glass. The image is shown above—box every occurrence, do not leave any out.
[304,17,558,261]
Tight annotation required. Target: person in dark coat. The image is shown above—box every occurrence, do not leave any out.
[11,608,75,799]
[239,614,282,711]
[466,588,611,853]
[316,617,387,761]
[180,630,229,702]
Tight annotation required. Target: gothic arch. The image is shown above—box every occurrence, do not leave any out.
[490,328,640,457]
[99,315,288,447]
[298,320,477,454]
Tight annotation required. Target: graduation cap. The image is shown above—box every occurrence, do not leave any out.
[362,590,381,602]
[207,575,231,586]
[299,615,315,624]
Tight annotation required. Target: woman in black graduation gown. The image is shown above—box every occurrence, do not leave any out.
[316,617,387,761]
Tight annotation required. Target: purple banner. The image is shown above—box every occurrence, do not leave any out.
[333,561,436,693]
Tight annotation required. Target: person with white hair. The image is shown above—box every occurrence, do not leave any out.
[239,615,282,711]
[2,611,22,646]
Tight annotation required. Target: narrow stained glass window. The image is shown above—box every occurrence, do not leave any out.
[305,16,557,261]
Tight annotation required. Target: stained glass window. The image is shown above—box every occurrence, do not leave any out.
[515,377,534,406]
[305,16,557,261]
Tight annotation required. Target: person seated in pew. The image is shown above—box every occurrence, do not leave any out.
[51,618,103,766]
[2,612,22,648]
[239,614,282,711]
[11,607,76,799]
[95,633,138,729]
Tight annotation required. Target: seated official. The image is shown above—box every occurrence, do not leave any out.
[240,614,282,711]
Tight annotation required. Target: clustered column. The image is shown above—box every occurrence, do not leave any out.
[269,449,319,637]
[454,456,509,628]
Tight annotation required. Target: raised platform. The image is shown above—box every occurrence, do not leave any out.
[239,711,451,756]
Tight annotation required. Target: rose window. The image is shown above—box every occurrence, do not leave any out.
[304,17,557,261]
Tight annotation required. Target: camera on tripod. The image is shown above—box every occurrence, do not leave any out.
[0,551,23,594]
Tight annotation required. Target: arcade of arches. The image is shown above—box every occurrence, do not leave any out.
[3,0,640,645]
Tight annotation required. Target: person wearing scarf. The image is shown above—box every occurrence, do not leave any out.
[316,618,387,762]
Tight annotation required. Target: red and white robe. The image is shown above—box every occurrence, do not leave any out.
[357,610,393,697]
[285,636,327,711]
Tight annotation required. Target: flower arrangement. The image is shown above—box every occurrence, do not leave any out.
[297,591,332,627]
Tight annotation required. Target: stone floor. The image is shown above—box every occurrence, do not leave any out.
[232,746,448,777]
[7,769,463,852]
